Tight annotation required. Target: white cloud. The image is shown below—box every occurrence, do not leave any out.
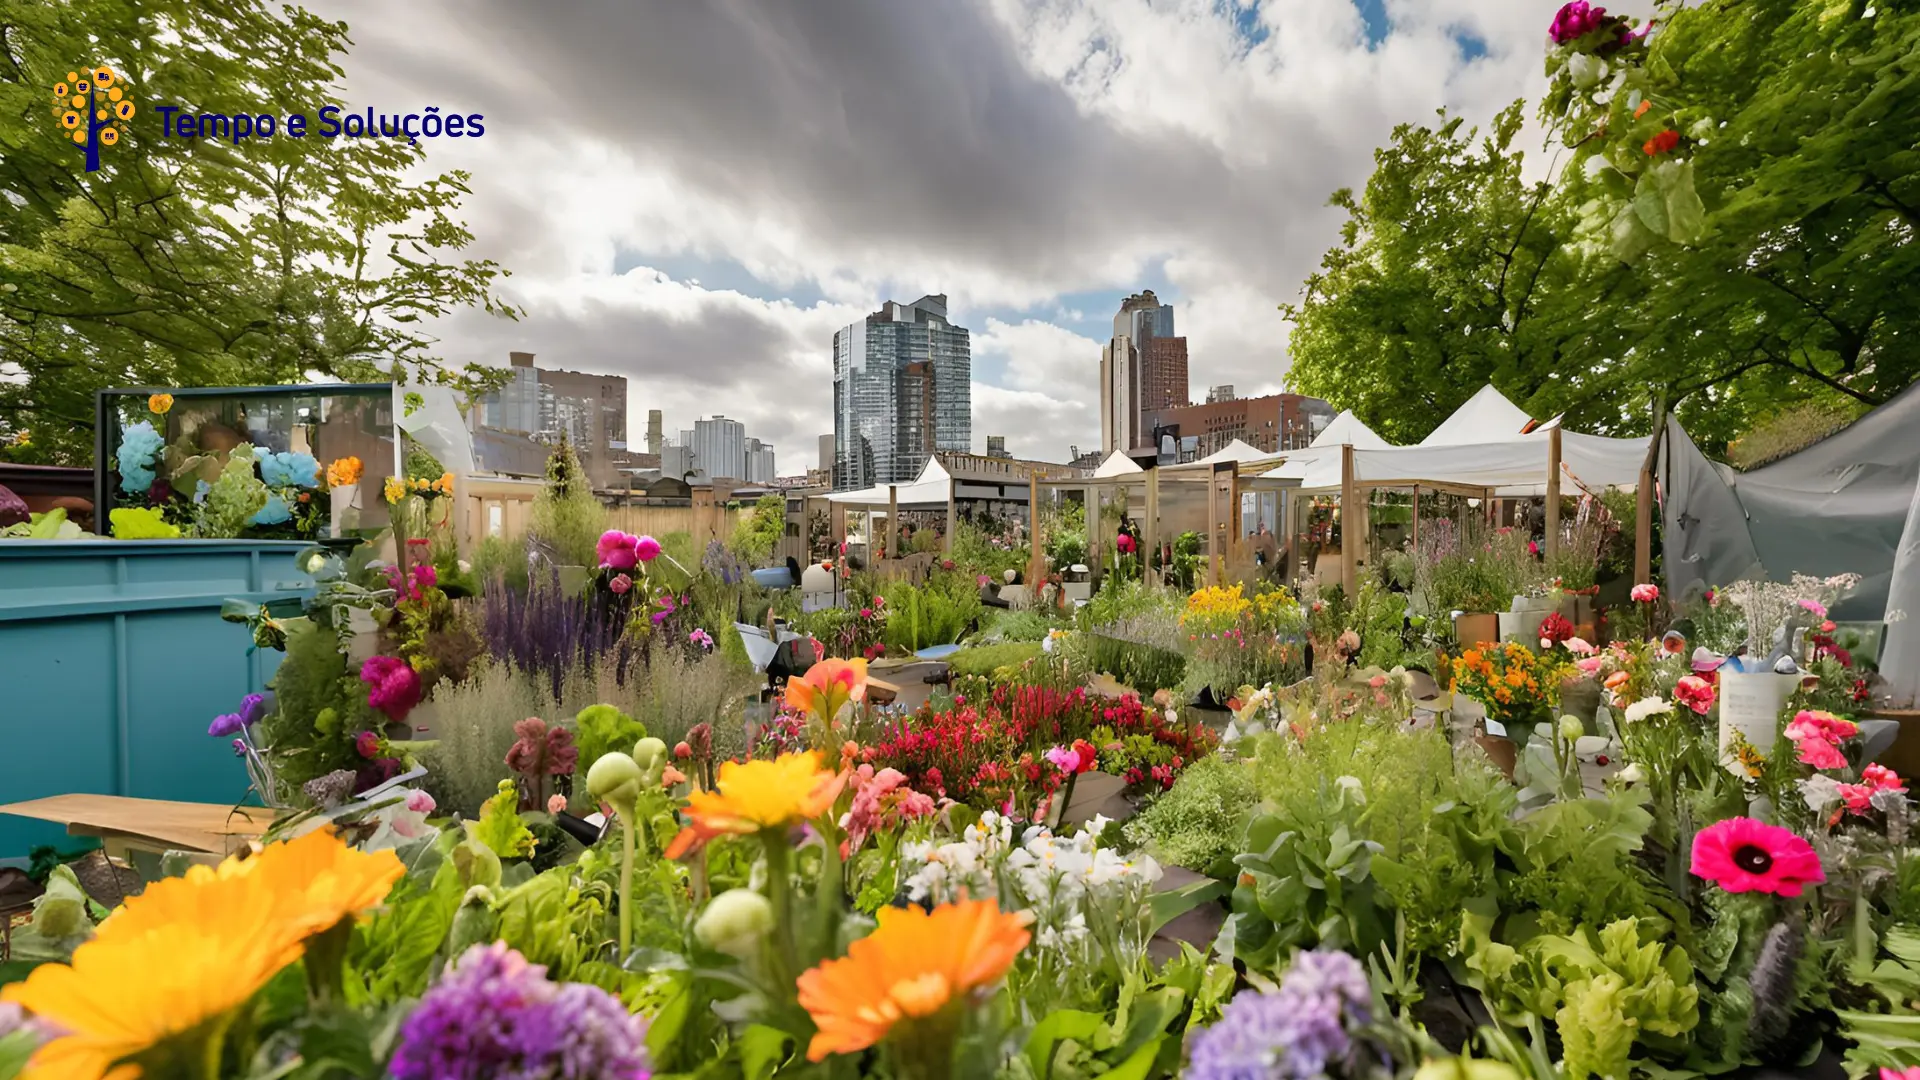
[311,0,1564,466]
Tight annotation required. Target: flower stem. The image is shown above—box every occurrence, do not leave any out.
[763,832,798,985]
[618,811,636,959]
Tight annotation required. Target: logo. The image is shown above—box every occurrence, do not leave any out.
[52,64,135,173]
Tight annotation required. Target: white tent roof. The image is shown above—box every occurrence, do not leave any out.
[1199,439,1270,464]
[1092,450,1144,478]
[1310,410,1393,450]
[825,456,954,506]
[1280,428,1652,495]
[1421,384,1537,446]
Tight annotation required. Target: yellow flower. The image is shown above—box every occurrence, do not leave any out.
[665,751,845,859]
[383,476,405,504]
[431,471,455,496]
[2,830,399,1080]
[147,393,173,415]
[325,456,363,488]
[797,898,1030,1061]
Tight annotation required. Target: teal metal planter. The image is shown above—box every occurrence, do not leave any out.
[0,541,317,859]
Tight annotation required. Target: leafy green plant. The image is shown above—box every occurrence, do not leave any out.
[881,576,981,652]
[1123,755,1258,874]
[730,493,786,564]
[948,642,1044,679]
[528,435,605,567]
[195,444,269,538]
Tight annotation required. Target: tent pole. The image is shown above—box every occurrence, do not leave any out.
[1411,484,1420,555]
[1086,484,1102,586]
[1341,444,1358,595]
[1546,426,1563,562]
[1635,394,1668,587]
[887,485,899,560]
[944,478,957,556]
[1144,468,1160,589]
[1029,470,1045,589]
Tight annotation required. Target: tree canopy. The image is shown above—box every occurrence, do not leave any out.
[0,0,519,465]
[1286,0,1919,454]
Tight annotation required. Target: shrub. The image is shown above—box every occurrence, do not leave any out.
[527,436,605,567]
[1123,754,1259,874]
[948,642,1043,679]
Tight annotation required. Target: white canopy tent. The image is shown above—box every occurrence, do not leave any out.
[825,456,955,507]
[1420,383,1540,446]
[1092,450,1145,478]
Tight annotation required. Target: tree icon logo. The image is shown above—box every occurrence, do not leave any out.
[52,65,134,173]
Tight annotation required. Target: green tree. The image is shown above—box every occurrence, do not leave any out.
[1286,0,1920,453]
[730,493,788,565]
[0,0,519,464]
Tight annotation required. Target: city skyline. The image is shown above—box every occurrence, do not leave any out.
[310,0,1556,465]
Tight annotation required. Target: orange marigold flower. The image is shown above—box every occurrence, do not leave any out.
[147,393,174,415]
[664,751,845,859]
[797,898,1030,1061]
[326,456,364,488]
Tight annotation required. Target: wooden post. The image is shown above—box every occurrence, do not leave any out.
[1411,484,1420,555]
[886,485,899,559]
[1341,444,1358,594]
[1635,393,1668,587]
[1085,485,1102,582]
[1545,426,1563,562]
[1028,471,1046,588]
[832,501,847,549]
[944,478,957,555]
[1228,468,1243,578]
[1144,468,1160,588]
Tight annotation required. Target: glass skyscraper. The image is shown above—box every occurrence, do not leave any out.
[832,294,971,490]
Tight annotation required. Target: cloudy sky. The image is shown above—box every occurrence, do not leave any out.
[314,0,1563,469]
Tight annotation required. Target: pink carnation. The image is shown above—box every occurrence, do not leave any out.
[360,655,421,723]
[842,765,936,850]
[609,573,633,595]
[634,534,662,563]
[1797,737,1849,772]
[1674,674,1715,715]
[1799,599,1828,618]
[405,789,437,814]
[1549,0,1609,44]
[546,794,568,815]
[1631,583,1660,603]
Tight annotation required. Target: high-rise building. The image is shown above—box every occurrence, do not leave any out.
[478,352,627,487]
[690,416,747,481]
[832,294,971,490]
[646,410,664,456]
[1207,384,1236,404]
[818,434,835,473]
[986,435,1009,459]
[745,438,777,485]
[1099,290,1187,455]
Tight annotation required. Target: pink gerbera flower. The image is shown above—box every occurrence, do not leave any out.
[1691,817,1825,897]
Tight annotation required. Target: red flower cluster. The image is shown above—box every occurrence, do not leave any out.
[1643,129,1680,156]
[1537,611,1575,645]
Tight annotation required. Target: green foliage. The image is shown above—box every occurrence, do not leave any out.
[471,533,530,592]
[0,508,87,539]
[1079,634,1188,696]
[982,608,1057,644]
[0,0,519,466]
[730,494,786,565]
[880,576,981,652]
[1122,754,1259,874]
[469,779,537,859]
[573,703,648,783]
[108,506,179,539]
[1499,787,1664,934]
[1286,0,1920,455]
[947,641,1043,680]
[261,617,368,795]
[528,436,605,567]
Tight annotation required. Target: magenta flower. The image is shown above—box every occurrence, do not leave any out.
[360,655,422,723]
[356,730,383,759]
[689,628,715,651]
[1631,583,1660,603]
[1549,0,1609,44]
[1116,533,1136,554]
[609,573,633,595]
[597,529,640,570]
[634,534,662,563]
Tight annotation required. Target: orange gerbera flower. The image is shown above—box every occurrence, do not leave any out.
[797,898,1031,1061]
[325,456,363,488]
[784,657,868,725]
[664,751,846,859]
[147,393,174,415]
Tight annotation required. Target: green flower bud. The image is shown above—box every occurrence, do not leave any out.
[588,751,645,819]
[632,737,670,785]
[1557,715,1585,742]
[694,888,775,959]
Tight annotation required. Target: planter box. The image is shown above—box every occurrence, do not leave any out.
[0,540,317,860]
[1454,613,1499,647]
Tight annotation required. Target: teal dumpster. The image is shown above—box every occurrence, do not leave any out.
[0,541,317,860]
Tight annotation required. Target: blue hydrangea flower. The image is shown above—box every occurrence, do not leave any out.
[260,450,320,489]
[1186,949,1375,1080]
[194,479,212,504]
[252,493,291,526]
[116,421,165,495]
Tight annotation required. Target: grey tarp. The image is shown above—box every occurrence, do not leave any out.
[1662,378,1920,636]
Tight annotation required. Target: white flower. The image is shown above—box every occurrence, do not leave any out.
[1800,774,1843,812]
[1623,697,1675,725]
[1618,763,1645,784]
[1568,52,1608,89]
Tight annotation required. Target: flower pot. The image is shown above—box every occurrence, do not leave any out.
[1498,610,1544,644]
[1454,613,1499,648]
[1717,670,1799,772]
